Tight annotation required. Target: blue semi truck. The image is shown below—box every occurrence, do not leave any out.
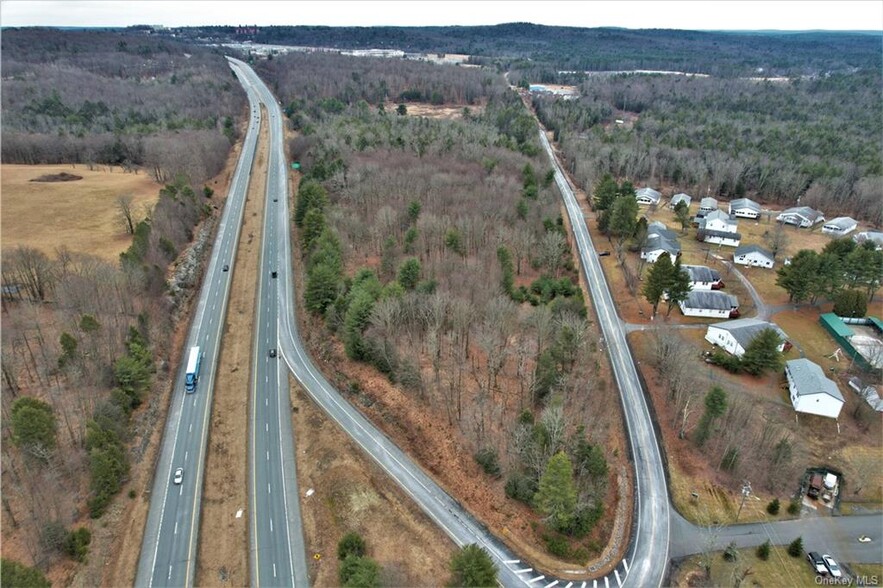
[185,346,202,392]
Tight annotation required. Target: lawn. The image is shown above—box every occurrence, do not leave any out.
[672,546,826,588]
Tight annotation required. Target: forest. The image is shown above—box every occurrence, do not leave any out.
[182,24,881,78]
[534,71,883,224]
[1,28,245,184]
[263,50,624,562]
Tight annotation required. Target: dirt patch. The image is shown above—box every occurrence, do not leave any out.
[194,109,269,585]
[30,172,83,182]
[394,102,484,119]
[1,164,161,261]
[290,380,454,586]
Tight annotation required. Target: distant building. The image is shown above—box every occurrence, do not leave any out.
[777,206,825,228]
[821,217,858,236]
[853,230,883,250]
[641,221,680,263]
[682,264,723,290]
[785,358,844,419]
[733,245,775,269]
[635,187,662,206]
[705,318,789,357]
[679,290,740,319]
[698,197,718,216]
[728,198,762,219]
[670,193,692,209]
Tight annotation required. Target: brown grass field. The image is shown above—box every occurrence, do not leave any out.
[1,163,161,260]
[672,546,824,588]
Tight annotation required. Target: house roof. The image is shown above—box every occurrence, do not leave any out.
[818,313,855,339]
[823,217,857,230]
[729,198,761,213]
[703,209,733,223]
[699,197,718,209]
[682,264,721,283]
[786,358,844,402]
[648,221,679,241]
[708,318,788,349]
[636,187,661,203]
[854,230,883,245]
[643,233,680,255]
[734,244,773,260]
[671,193,692,206]
[701,229,743,241]
[778,206,823,223]
[682,290,738,311]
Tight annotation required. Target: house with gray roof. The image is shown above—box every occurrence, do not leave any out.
[635,187,662,206]
[733,245,775,269]
[698,197,718,216]
[853,230,883,250]
[705,318,789,357]
[728,198,762,219]
[777,206,825,228]
[785,358,844,419]
[822,216,858,236]
[678,290,739,319]
[682,265,723,290]
[641,221,680,263]
[698,210,741,247]
[670,193,692,209]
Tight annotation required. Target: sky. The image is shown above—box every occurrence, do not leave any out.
[2,0,881,31]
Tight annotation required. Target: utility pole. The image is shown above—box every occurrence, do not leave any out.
[736,480,752,522]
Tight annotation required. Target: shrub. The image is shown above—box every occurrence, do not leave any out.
[0,559,51,588]
[757,540,771,561]
[474,448,501,478]
[64,528,91,562]
[339,555,380,587]
[767,498,780,515]
[723,541,738,562]
[505,472,537,504]
[39,521,67,553]
[448,544,497,588]
[787,498,801,515]
[542,532,570,558]
[337,532,366,560]
[787,536,803,557]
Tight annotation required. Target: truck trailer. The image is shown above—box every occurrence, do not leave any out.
[185,346,202,392]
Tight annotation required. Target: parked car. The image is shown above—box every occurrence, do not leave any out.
[598,251,611,257]
[807,551,827,575]
[173,467,184,485]
[822,555,842,578]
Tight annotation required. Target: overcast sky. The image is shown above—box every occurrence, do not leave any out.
[2,1,881,31]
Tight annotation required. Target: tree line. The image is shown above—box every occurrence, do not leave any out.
[1,28,245,184]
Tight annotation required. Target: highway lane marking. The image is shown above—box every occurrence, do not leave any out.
[174,522,178,535]
[622,559,629,572]
[545,581,558,587]
[266,423,269,432]
[268,483,272,495]
[266,451,270,461]
[168,565,172,581]
[273,563,277,578]
[504,560,520,564]
[528,576,545,584]
[189,423,193,433]
[265,398,268,406]
[614,569,622,587]
[516,568,533,574]
[184,451,188,462]
[604,577,610,588]
[179,486,183,496]
[270,518,273,533]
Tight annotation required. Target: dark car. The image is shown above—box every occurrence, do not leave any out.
[271,271,278,278]
[223,264,229,272]
[269,348,277,358]
[598,251,611,257]
[807,551,827,575]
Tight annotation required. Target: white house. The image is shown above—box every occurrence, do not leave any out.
[682,265,723,290]
[821,217,858,236]
[641,221,680,263]
[670,193,692,209]
[705,318,789,357]
[635,187,662,206]
[777,206,825,228]
[785,358,844,419]
[728,198,762,219]
[733,244,775,268]
[698,197,718,216]
[679,291,739,319]
[853,230,883,250]
[698,210,741,247]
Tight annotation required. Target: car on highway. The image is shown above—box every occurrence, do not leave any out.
[173,468,184,485]
[822,555,842,578]
[223,264,229,272]
[807,551,827,575]
[269,348,277,358]
[271,271,278,278]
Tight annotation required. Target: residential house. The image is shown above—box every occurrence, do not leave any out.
[733,245,775,268]
[853,230,883,250]
[698,197,718,216]
[728,198,762,219]
[636,187,662,206]
[678,290,740,319]
[682,264,723,290]
[777,206,825,228]
[705,318,789,357]
[698,210,741,247]
[821,217,858,236]
[670,193,692,210]
[785,358,844,419]
[640,221,680,263]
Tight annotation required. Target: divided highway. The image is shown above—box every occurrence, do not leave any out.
[135,73,261,587]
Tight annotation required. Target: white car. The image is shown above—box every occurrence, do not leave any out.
[173,467,184,485]
[822,555,842,578]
